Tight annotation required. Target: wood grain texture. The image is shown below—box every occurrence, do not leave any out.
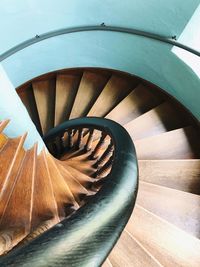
[55,73,81,126]
[125,101,188,140]
[55,162,89,204]
[32,79,56,134]
[31,150,59,231]
[0,146,36,253]
[70,71,109,119]
[64,159,96,177]
[126,205,200,267]
[60,163,95,188]
[106,84,162,125]
[18,86,42,134]
[135,126,200,160]
[139,159,200,194]
[109,230,162,267]
[0,135,26,218]
[46,154,78,219]
[137,181,200,238]
[87,75,137,117]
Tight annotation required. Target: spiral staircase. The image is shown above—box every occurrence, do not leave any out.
[0,67,200,266]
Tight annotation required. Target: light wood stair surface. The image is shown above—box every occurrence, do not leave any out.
[70,70,109,119]
[126,205,200,267]
[125,101,188,140]
[55,73,81,125]
[87,75,138,117]
[18,86,42,134]
[31,149,59,231]
[137,181,200,238]
[0,146,36,253]
[108,230,162,267]
[0,135,26,212]
[135,126,200,159]
[32,79,56,134]
[106,84,163,125]
[139,159,200,194]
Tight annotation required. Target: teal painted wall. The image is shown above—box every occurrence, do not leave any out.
[0,0,200,120]
[0,64,45,150]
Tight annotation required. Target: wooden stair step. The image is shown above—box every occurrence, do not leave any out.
[135,126,200,159]
[109,230,162,267]
[70,70,109,119]
[55,73,81,126]
[125,101,188,140]
[60,147,87,161]
[0,145,36,255]
[137,181,200,238]
[0,135,26,217]
[46,154,79,219]
[31,150,59,231]
[62,149,92,161]
[18,85,42,134]
[126,205,200,267]
[59,163,95,188]
[64,160,96,177]
[56,163,90,204]
[139,159,200,194]
[32,79,56,135]
[87,75,138,117]
[106,84,163,125]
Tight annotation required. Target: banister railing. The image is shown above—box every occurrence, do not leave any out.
[0,117,138,267]
[0,25,200,61]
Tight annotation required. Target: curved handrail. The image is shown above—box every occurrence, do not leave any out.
[0,117,138,267]
[0,25,199,61]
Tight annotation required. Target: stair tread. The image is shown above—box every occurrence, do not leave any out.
[64,160,96,176]
[18,86,42,134]
[125,101,187,140]
[126,205,200,267]
[135,126,200,159]
[0,145,36,254]
[87,75,137,117]
[56,162,89,203]
[70,70,109,119]
[59,163,95,187]
[31,150,59,231]
[32,79,56,135]
[55,73,81,126]
[139,159,200,194]
[46,154,79,219]
[0,135,26,212]
[109,230,162,267]
[106,84,162,125]
[137,181,200,238]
